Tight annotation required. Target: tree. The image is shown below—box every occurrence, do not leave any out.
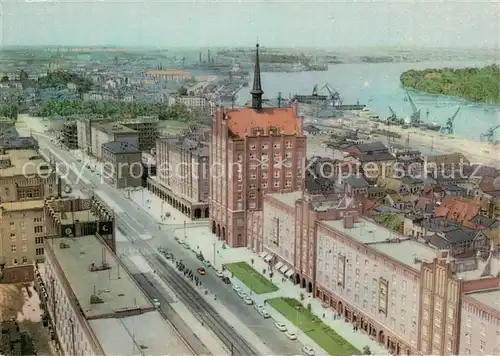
[160,102,193,122]
[0,75,8,82]
[362,346,372,355]
[307,303,312,312]
[177,86,188,96]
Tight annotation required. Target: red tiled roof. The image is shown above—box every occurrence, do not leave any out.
[225,107,301,138]
[434,196,483,229]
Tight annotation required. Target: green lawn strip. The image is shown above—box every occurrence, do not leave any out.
[267,297,359,356]
[224,262,278,294]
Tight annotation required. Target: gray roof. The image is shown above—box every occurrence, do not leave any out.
[358,152,395,162]
[344,175,369,188]
[355,141,388,153]
[400,176,423,185]
[102,141,141,154]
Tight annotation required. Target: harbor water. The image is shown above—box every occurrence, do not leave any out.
[241,60,500,141]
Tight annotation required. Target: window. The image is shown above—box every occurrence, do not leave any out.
[250,144,256,150]
[480,323,485,335]
[36,248,44,256]
[20,221,26,229]
[372,264,377,272]
[480,340,485,352]
[422,325,428,336]
[372,278,377,286]
[11,245,16,252]
[249,191,256,199]
[466,315,472,327]
[262,182,268,188]
[448,306,454,319]
[34,226,43,234]
[10,222,15,230]
[400,309,406,318]
[401,295,406,305]
[250,173,256,180]
[261,172,268,179]
[285,141,292,148]
[447,340,452,351]
[249,184,256,189]
[22,256,28,264]
[423,309,429,320]
[412,301,417,311]
[21,233,27,241]
[402,280,407,291]
[435,298,442,311]
[355,268,360,277]
[236,218,244,226]
[273,143,280,149]
[400,324,406,334]
[363,300,368,309]
[465,333,471,344]
[372,291,376,303]
[273,181,279,188]
[435,317,441,328]
[447,324,453,335]
[22,244,27,252]
[423,293,430,304]
[434,332,441,344]
[285,179,292,187]
[261,144,268,150]
[273,170,280,178]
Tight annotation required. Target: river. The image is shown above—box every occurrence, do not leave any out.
[240,60,500,141]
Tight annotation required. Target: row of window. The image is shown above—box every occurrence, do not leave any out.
[248,142,294,150]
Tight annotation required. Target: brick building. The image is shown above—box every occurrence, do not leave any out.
[209,43,306,249]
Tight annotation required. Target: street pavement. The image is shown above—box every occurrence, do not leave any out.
[133,185,389,355]
[35,134,305,356]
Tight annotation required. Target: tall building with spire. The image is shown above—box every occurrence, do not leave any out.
[209,43,307,249]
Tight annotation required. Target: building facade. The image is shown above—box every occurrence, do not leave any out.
[90,123,139,159]
[149,134,209,219]
[209,44,306,249]
[101,141,142,189]
[62,121,78,149]
[0,140,59,281]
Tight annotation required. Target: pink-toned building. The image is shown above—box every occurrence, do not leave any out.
[261,188,500,355]
[209,44,306,249]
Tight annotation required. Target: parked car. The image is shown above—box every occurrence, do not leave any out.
[260,309,270,318]
[221,276,231,284]
[274,322,287,332]
[237,290,247,299]
[302,346,315,356]
[197,267,206,275]
[243,296,253,305]
[232,285,241,293]
[182,242,190,249]
[285,331,297,340]
[174,236,180,243]
[216,271,224,278]
[152,298,160,308]
[254,304,264,311]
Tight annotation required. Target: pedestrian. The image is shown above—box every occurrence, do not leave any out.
[323,313,325,318]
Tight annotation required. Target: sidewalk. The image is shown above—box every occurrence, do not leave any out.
[130,186,388,355]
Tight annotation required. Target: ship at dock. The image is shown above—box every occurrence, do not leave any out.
[293,84,366,110]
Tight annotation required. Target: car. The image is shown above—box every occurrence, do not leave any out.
[254,304,264,311]
[260,309,270,318]
[174,236,181,243]
[152,298,160,308]
[274,322,287,331]
[237,290,247,299]
[197,267,206,275]
[285,331,297,340]
[183,242,190,249]
[221,276,231,284]
[302,345,315,356]
[232,285,241,293]
[204,260,211,268]
[216,271,224,278]
[77,158,82,162]
[243,296,253,305]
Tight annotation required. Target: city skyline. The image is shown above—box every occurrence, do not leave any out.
[1,0,499,49]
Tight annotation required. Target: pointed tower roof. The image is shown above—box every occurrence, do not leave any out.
[250,43,263,110]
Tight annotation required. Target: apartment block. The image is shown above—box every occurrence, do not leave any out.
[261,186,500,355]
[101,141,142,189]
[90,122,138,158]
[148,128,210,220]
[0,137,59,281]
[62,121,78,149]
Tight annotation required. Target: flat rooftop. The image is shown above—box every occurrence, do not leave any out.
[324,218,437,270]
[466,289,500,310]
[0,149,50,177]
[267,191,302,208]
[57,210,98,225]
[0,199,45,211]
[89,311,192,356]
[50,235,152,318]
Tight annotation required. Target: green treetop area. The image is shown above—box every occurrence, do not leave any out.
[39,100,194,122]
[400,64,500,104]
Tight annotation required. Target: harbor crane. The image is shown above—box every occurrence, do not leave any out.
[386,106,403,125]
[480,125,500,144]
[321,83,342,105]
[312,84,319,96]
[406,91,421,126]
[442,107,461,135]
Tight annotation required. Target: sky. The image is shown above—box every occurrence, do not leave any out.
[1,0,499,49]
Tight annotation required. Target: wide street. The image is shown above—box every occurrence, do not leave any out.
[34,132,305,355]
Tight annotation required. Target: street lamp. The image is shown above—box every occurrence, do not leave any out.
[295,306,300,333]
[213,241,216,268]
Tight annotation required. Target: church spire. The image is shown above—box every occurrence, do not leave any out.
[250,43,263,110]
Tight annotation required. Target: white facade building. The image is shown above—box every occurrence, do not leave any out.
[90,123,139,158]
